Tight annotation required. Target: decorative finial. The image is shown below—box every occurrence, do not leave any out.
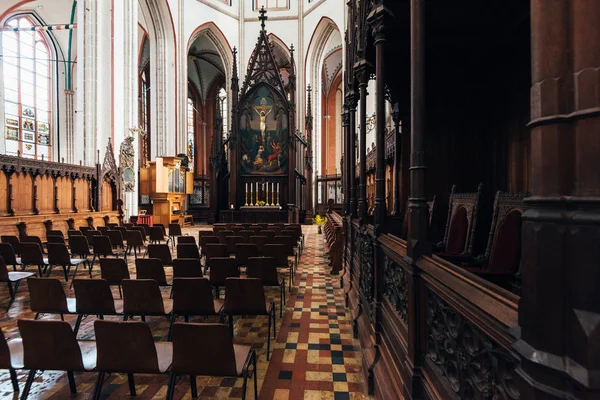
[259,6,268,31]
[290,43,294,55]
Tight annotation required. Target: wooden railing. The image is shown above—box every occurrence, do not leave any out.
[324,211,344,274]
[343,217,520,400]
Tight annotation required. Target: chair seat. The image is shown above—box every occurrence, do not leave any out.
[70,258,87,265]
[233,344,252,376]
[163,299,174,315]
[8,271,35,282]
[7,338,23,369]
[155,341,173,373]
[78,340,98,370]
[15,258,21,265]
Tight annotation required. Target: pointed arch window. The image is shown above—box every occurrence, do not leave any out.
[218,87,228,141]
[2,16,53,160]
[187,97,195,172]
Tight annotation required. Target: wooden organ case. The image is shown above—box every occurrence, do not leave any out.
[140,156,193,225]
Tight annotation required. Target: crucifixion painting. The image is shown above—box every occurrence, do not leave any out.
[240,85,288,175]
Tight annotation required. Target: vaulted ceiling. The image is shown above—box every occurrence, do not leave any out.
[188,34,225,102]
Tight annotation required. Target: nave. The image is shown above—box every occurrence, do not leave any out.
[0,224,368,399]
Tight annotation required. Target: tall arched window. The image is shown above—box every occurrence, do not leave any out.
[186,97,195,172]
[218,87,228,141]
[2,16,53,160]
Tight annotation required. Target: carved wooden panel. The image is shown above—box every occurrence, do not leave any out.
[425,290,519,400]
[358,227,374,321]
[73,177,90,212]
[12,172,33,215]
[0,173,7,216]
[383,253,408,325]
[36,174,54,214]
[56,175,72,213]
[101,179,114,211]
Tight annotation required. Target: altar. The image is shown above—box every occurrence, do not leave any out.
[220,206,286,223]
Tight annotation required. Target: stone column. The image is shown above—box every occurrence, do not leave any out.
[514,2,600,398]
[64,90,75,164]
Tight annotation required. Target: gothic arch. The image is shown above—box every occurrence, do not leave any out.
[138,0,177,159]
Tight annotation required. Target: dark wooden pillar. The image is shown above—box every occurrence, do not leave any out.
[288,45,297,209]
[229,47,239,208]
[356,62,370,221]
[407,0,430,260]
[342,106,349,215]
[347,93,358,217]
[391,103,401,216]
[305,85,314,222]
[514,2,600,398]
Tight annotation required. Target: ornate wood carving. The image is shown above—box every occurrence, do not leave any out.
[86,216,94,229]
[383,253,408,325]
[66,218,75,230]
[426,290,519,400]
[16,222,26,237]
[439,183,483,255]
[358,226,374,321]
[43,219,52,233]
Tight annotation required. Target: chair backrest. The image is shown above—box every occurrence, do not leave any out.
[0,328,13,369]
[154,223,167,236]
[0,243,18,265]
[230,226,243,235]
[1,236,20,254]
[260,230,276,241]
[18,319,84,371]
[100,258,130,284]
[485,191,529,274]
[47,230,64,238]
[199,236,220,249]
[177,244,200,260]
[47,243,72,265]
[107,223,119,229]
[171,323,237,376]
[263,244,289,268]
[204,244,229,267]
[172,278,215,314]
[224,236,243,254]
[442,184,483,255]
[79,226,93,234]
[93,235,114,256]
[20,242,44,265]
[47,235,66,244]
[114,226,128,236]
[168,223,182,236]
[131,226,147,240]
[123,223,134,229]
[239,230,254,242]
[149,226,166,242]
[98,226,109,234]
[246,257,279,285]
[177,236,196,245]
[122,279,166,315]
[94,320,161,373]
[69,235,91,256]
[139,224,151,237]
[223,278,267,315]
[135,258,168,285]
[209,257,240,286]
[197,230,213,242]
[28,277,69,313]
[217,230,234,244]
[85,230,101,245]
[73,279,117,314]
[173,258,203,278]
[147,244,173,265]
[249,236,267,254]
[125,229,145,246]
[106,230,125,247]
[273,235,294,255]
[235,244,259,267]
[67,229,83,238]
[0,256,9,282]
[21,236,43,250]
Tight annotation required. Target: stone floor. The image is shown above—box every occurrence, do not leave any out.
[0,225,369,399]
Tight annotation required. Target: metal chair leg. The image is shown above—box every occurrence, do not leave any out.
[93,371,105,400]
[9,368,19,393]
[166,372,176,400]
[73,314,84,336]
[190,375,197,398]
[127,373,136,396]
[21,369,36,400]
[253,351,258,400]
[67,371,77,394]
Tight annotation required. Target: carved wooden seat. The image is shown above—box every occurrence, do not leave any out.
[435,184,483,258]
[461,191,529,292]
[323,212,343,274]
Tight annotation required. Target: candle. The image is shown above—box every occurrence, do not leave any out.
[256,182,259,203]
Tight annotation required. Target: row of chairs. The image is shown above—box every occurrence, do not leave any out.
[1,319,257,399]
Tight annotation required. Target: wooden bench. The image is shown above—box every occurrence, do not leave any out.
[323,211,343,274]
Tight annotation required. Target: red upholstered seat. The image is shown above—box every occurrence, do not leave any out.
[444,206,468,256]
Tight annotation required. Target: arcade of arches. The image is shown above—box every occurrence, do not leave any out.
[0,0,598,399]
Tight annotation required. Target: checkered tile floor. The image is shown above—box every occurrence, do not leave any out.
[0,225,369,399]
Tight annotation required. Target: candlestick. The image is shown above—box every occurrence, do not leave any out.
[245,183,248,206]
[276,182,280,206]
[256,182,259,204]
[251,183,254,206]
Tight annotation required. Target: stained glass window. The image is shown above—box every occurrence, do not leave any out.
[187,98,195,172]
[2,16,52,160]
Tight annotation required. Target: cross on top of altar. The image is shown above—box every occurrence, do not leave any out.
[255,97,270,114]
[259,6,268,31]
